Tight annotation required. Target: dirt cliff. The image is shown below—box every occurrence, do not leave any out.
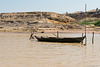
[0,12,83,32]
[0,12,76,26]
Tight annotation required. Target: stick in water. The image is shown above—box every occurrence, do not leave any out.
[92,32,94,44]
[29,33,34,40]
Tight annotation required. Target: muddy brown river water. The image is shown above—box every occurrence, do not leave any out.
[0,32,100,67]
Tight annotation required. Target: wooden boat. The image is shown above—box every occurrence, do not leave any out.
[30,5,88,44]
[34,35,86,43]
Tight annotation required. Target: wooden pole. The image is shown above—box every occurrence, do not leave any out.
[92,32,94,44]
[82,33,83,37]
[81,33,83,45]
[52,33,57,36]
[57,31,58,38]
[29,33,34,40]
[29,29,35,40]
[84,4,87,45]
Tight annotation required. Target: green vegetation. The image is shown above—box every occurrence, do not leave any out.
[79,20,100,26]
[94,20,100,26]
[69,23,74,24]
[79,20,95,25]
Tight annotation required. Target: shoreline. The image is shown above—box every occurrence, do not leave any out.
[0,29,100,34]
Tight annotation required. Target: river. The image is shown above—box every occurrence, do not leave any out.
[0,32,100,67]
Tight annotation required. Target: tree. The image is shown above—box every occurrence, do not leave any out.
[96,8,99,14]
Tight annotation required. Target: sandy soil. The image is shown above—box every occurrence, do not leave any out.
[0,28,100,34]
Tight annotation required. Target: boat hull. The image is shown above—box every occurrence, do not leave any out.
[34,36,86,43]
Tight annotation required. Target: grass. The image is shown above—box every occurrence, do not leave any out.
[69,23,74,24]
[79,20,98,25]
[94,20,100,26]
[79,19,100,26]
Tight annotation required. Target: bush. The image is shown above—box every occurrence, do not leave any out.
[94,20,100,26]
[79,20,95,25]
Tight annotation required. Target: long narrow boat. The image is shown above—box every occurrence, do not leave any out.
[34,35,86,43]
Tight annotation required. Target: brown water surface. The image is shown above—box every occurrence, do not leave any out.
[0,32,100,67]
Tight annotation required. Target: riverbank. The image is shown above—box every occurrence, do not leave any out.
[0,28,100,34]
